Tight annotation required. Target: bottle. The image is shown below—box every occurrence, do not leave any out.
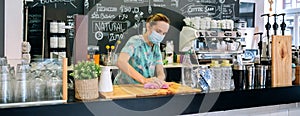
[181,52,195,88]
[210,60,221,91]
[14,62,32,102]
[166,41,174,64]
[221,60,232,91]
[0,65,13,103]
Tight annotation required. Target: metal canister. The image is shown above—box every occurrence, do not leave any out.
[246,65,255,90]
[265,65,272,88]
[255,65,266,89]
[233,64,246,90]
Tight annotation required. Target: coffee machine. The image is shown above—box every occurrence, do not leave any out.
[179,26,245,63]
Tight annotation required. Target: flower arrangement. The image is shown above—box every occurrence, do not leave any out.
[70,61,101,80]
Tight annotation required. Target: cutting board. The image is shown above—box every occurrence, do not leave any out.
[271,35,292,87]
[100,82,201,99]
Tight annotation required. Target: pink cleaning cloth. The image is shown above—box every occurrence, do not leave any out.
[144,83,169,89]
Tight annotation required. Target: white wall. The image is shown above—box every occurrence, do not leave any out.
[240,0,265,49]
[240,0,265,32]
[5,0,23,60]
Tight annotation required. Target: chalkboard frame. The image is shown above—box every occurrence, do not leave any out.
[0,0,4,57]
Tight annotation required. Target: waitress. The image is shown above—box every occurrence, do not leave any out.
[114,13,170,87]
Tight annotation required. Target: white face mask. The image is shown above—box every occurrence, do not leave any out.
[148,30,165,44]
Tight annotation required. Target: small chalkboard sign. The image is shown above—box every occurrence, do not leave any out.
[27,6,44,58]
[87,0,239,54]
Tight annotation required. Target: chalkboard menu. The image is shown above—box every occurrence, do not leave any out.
[27,6,44,58]
[86,0,240,53]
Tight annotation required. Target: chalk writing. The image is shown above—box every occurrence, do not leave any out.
[181,3,216,15]
[92,21,127,33]
[120,5,132,13]
[153,3,166,7]
[67,15,75,38]
[199,0,217,4]
[132,7,140,14]
[91,12,116,19]
[39,0,76,4]
[95,31,104,40]
[118,14,129,20]
[222,4,234,15]
[124,0,148,3]
[222,4,235,19]
[109,33,124,42]
[96,4,118,12]
[86,0,239,54]
[153,0,164,2]
[28,15,42,23]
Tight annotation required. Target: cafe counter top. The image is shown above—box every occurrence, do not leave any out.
[1,85,300,116]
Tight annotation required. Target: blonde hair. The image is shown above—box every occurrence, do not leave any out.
[146,13,170,26]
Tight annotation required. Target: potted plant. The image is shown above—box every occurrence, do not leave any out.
[70,61,101,100]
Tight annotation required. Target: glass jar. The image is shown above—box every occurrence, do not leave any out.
[47,76,62,100]
[0,66,13,103]
[14,64,32,102]
[31,77,46,101]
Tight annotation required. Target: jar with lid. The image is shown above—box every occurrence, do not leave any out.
[50,21,58,33]
[220,60,232,91]
[50,36,58,48]
[58,36,66,48]
[58,21,65,33]
[210,60,221,91]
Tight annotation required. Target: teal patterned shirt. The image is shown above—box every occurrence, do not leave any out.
[114,35,163,84]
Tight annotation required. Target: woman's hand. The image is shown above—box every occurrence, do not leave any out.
[144,77,169,89]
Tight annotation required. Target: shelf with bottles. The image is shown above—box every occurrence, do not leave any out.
[0,57,68,108]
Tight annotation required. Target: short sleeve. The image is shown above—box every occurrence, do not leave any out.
[120,37,138,57]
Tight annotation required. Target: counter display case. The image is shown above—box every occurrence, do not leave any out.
[0,58,68,109]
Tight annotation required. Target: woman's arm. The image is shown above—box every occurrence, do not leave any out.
[116,52,148,84]
[156,64,166,81]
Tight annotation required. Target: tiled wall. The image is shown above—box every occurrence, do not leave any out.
[183,103,300,116]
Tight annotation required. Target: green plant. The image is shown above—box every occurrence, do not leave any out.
[70,61,101,80]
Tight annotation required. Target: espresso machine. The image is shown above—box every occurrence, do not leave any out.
[179,26,245,63]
